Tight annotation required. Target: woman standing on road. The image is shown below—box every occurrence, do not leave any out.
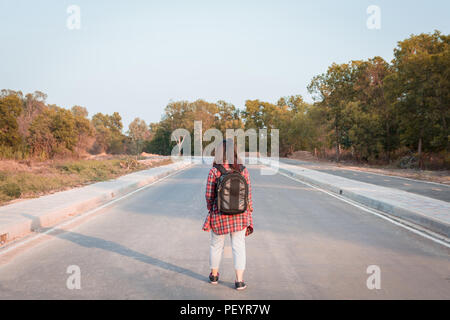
[202,139,254,291]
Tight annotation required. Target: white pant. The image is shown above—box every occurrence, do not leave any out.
[209,228,246,270]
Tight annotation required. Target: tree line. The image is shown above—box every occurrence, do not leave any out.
[0,90,136,160]
[145,31,449,168]
[0,31,448,168]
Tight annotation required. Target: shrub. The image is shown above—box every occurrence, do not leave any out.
[1,183,21,198]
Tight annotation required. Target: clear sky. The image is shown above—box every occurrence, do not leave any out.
[1,0,449,128]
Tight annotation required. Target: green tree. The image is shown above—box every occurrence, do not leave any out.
[28,106,78,158]
[27,111,55,159]
[277,95,308,113]
[144,121,173,155]
[385,31,450,167]
[215,100,243,132]
[17,91,47,138]
[335,57,398,162]
[91,113,112,153]
[352,57,397,161]
[243,98,307,156]
[308,62,359,161]
[162,101,193,153]
[0,92,23,149]
[128,117,150,154]
[91,112,125,154]
[71,105,89,118]
[71,106,95,154]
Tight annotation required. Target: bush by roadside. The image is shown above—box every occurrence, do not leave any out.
[0,157,172,205]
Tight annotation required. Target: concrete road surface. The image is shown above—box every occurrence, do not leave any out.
[0,165,449,299]
[280,158,450,202]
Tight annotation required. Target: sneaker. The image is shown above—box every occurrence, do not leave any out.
[209,272,219,284]
[235,281,247,291]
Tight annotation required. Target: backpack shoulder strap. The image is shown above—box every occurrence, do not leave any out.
[213,164,228,175]
[239,165,246,173]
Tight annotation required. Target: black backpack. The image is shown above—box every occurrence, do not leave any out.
[214,164,249,215]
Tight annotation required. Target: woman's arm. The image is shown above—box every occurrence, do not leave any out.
[205,168,217,212]
[244,168,253,212]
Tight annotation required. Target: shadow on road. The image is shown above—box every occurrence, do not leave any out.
[45,228,225,287]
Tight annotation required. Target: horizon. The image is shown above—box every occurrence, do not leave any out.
[1,0,449,128]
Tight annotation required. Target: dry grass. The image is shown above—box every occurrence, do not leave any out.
[0,157,172,206]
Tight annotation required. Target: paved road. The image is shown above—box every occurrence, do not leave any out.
[0,165,449,299]
[281,158,450,202]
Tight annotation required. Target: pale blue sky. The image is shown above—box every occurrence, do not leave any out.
[1,0,449,127]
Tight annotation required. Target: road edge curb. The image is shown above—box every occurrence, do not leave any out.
[0,160,193,245]
[261,159,450,239]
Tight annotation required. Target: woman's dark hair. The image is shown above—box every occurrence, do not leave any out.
[213,139,242,171]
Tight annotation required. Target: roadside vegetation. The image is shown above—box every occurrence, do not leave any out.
[144,31,449,170]
[0,157,171,205]
[0,30,449,172]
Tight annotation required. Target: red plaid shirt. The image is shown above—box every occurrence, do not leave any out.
[202,164,254,236]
